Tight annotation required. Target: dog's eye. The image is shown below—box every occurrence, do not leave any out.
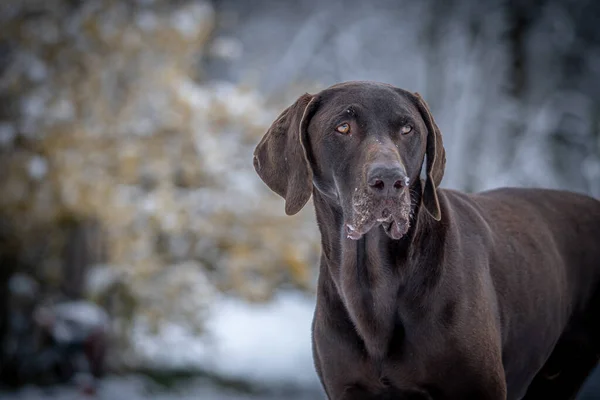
[400,125,413,134]
[336,123,351,134]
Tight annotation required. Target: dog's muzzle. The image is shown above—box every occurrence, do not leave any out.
[345,163,412,240]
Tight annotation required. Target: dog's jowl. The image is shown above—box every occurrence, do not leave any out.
[253,81,600,400]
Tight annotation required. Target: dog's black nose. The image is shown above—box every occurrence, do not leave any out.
[367,164,408,195]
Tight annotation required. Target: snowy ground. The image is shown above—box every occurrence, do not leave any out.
[132,290,322,389]
[4,292,600,399]
[1,375,323,400]
[2,291,325,399]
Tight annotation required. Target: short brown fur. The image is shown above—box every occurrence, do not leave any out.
[253,81,600,399]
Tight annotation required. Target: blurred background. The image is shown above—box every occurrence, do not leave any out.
[0,0,599,399]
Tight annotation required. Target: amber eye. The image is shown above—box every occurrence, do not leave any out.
[400,125,413,134]
[336,123,351,134]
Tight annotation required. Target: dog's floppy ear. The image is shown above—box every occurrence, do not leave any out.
[253,93,319,215]
[413,92,446,221]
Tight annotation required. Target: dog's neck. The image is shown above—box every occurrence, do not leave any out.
[313,184,446,361]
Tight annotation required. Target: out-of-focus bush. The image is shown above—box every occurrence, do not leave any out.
[0,0,319,367]
[1,0,599,394]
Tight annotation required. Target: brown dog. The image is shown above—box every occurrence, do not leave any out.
[253,81,600,399]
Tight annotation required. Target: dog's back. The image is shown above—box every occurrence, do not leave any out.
[461,187,600,398]
[474,187,600,304]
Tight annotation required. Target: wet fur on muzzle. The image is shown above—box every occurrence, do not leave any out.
[345,185,414,240]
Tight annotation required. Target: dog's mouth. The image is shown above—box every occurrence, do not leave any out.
[382,216,409,240]
[345,189,412,241]
[345,211,409,241]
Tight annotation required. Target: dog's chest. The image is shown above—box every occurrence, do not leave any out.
[339,260,404,360]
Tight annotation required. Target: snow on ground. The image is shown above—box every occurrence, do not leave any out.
[1,375,322,400]
[132,290,321,389]
[2,291,325,399]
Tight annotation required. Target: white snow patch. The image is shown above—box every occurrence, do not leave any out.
[0,375,321,399]
[132,291,319,388]
[209,37,244,60]
[27,156,48,180]
[136,11,159,31]
[170,3,214,39]
[86,265,124,297]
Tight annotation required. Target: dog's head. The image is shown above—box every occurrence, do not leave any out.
[253,81,445,240]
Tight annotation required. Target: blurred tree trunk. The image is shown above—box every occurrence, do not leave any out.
[62,218,107,299]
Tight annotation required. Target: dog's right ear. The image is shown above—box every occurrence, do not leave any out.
[253,93,319,215]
